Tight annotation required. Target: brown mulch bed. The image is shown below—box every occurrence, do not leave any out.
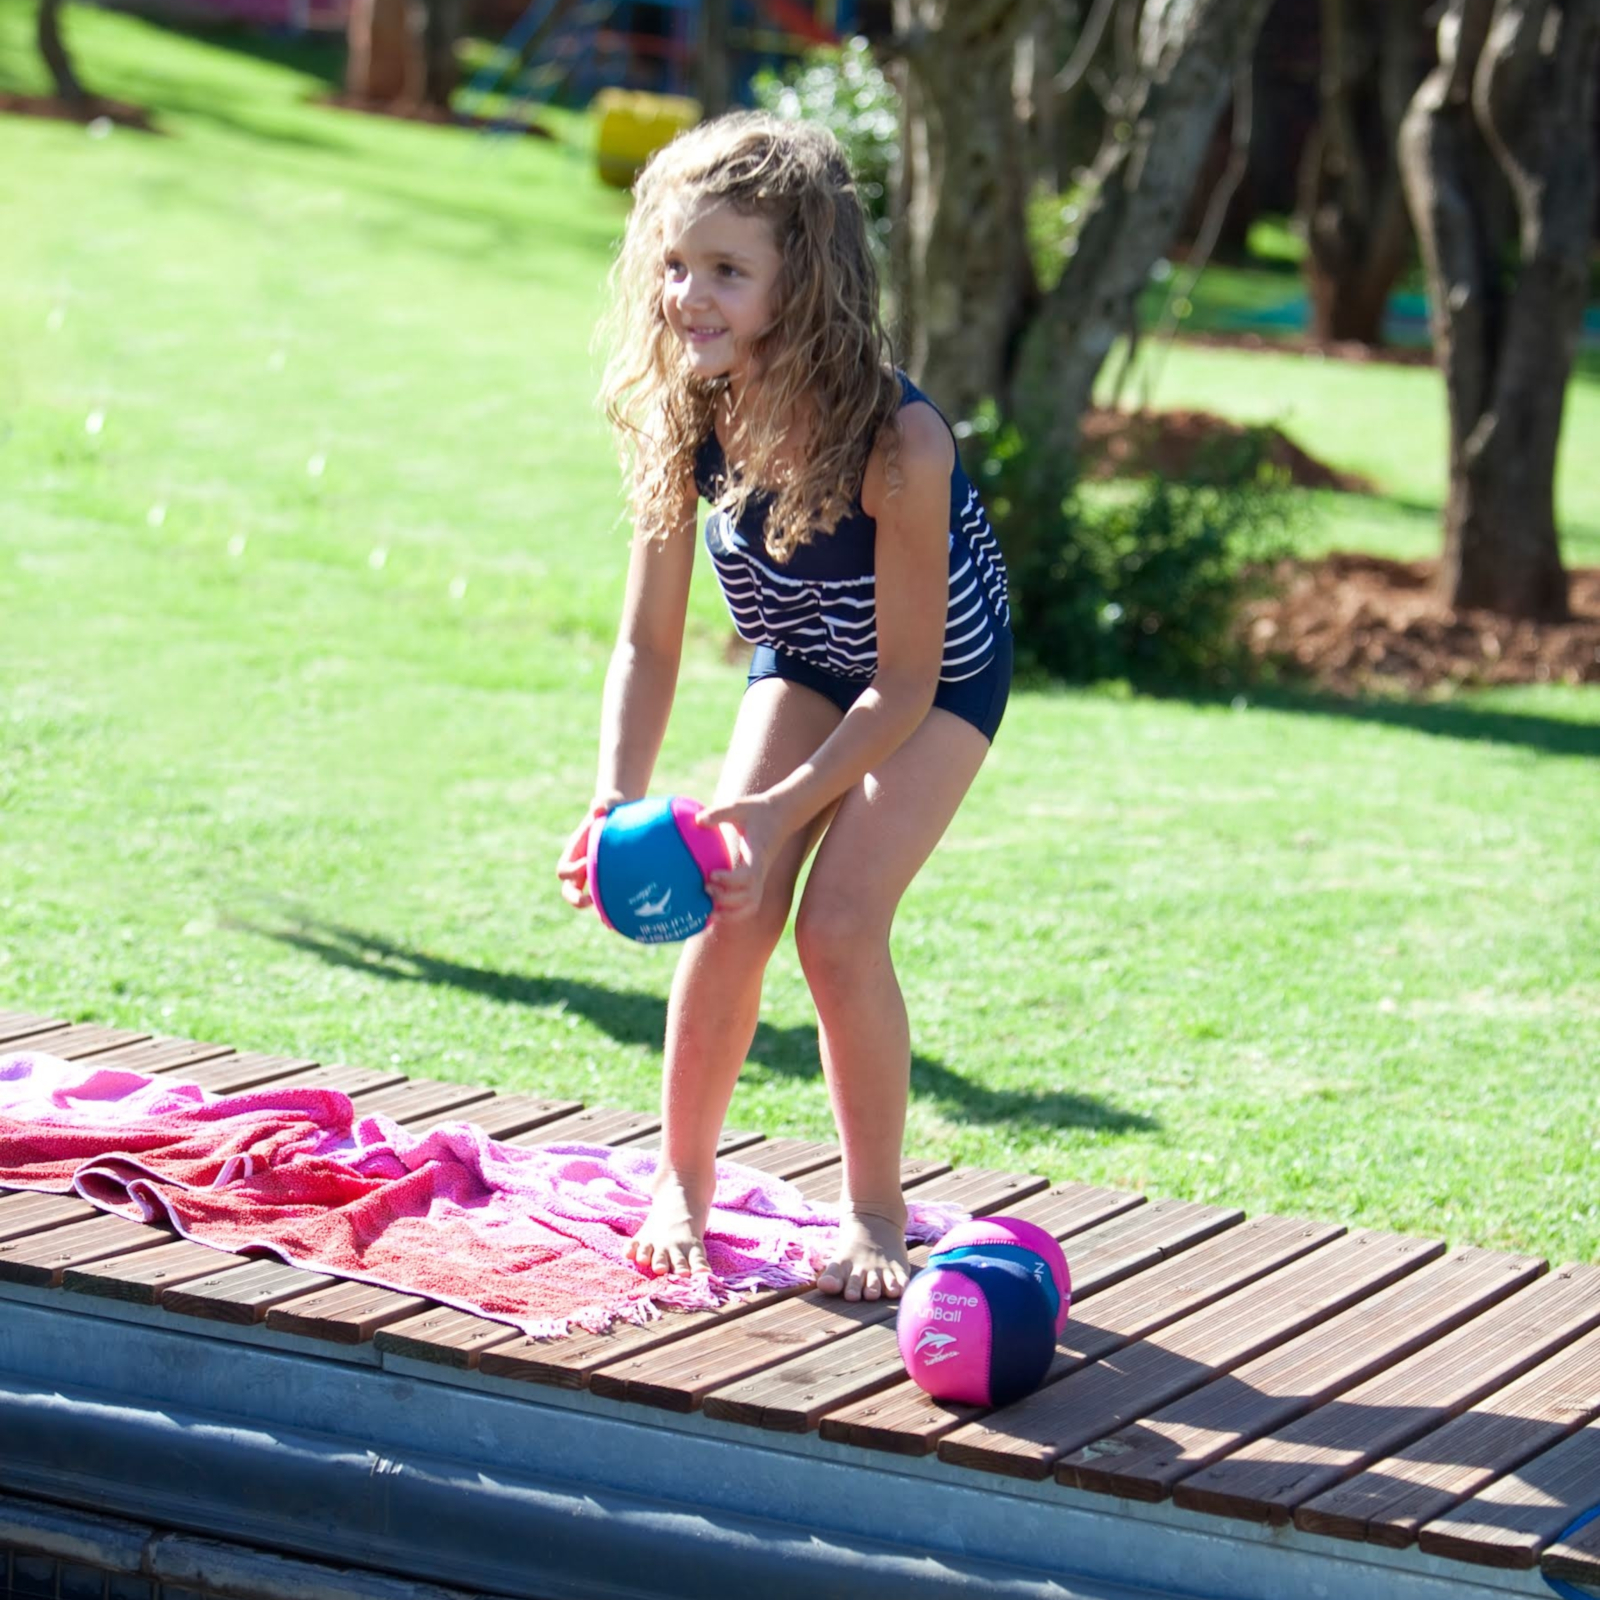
[1174,329,1438,367]
[0,92,155,131]
[1079,406,1375,494]
[1241,553,1600,694]
[1082,407,1593,694]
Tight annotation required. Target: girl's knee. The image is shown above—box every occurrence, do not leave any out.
[794,892,887,992]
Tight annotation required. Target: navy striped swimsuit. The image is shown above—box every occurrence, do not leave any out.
[694,375,1012,730]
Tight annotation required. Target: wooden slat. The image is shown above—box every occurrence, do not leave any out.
[1294,1319,1600,1546]
[936,1229,1442,1480]
[785,1155,952,1205]
[717,1138,840,1178]
[342,1077,497,1126]
[0,1190,100,1241]
[507,1106,660,1147]
[1159,1262,1600,1528]
[287,1062,411,1096]
[63,1237,254,1302]
[998,1182,1148,1240]
[1061,1246,1544,1504]
[264,1279,431,1343]
[0,1011,69,1046]
[476,1307,712,1390]
[593,1167,1046,1414]
[820,1207,1316,1458]
[893,1166,1049,1217]
[94,1037,237,1075]
[619,1127,768,1157]
[153,1051,320,1096]
[160,1258,333,1324]
[0,1023,152,1059]
[703,1183,1153,1434]
[402,1091,583,1140]
[1417,1419,1600,1568]
[592,1290,895,1413]
[370,1304,531,1366]
[1543,1513,1600,1592]
[786,1160,847,1201]
[708,1322,905,1433]
[0,1214,175,1287]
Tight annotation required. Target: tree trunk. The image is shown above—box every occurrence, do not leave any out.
[696,0,733,118]
[1398,0,1596,618]
[889,0,1041,421]
[347,0,423,106]
[420,0,463,111]
[1299,0,1426,345]
[37,0,89,111]
[1012,0,1276,459]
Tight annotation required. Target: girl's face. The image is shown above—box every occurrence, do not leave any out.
[660,200,782,390]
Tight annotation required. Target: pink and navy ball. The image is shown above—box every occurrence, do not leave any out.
[927,1217,1072,1335]
[586,796,731,945]
[896,1254,1057,1408]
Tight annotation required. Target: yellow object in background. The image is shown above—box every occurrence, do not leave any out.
[594,90,701,190]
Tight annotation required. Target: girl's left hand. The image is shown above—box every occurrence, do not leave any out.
[696,794,791,922]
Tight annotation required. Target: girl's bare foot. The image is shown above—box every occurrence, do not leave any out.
[626,1169,711,1277]
[816,1205,911,1301]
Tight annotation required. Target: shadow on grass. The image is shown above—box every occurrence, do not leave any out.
[1169,684,1600,759]
[233,906,1155,1139]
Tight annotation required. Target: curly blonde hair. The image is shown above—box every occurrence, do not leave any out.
[599,111,902,561]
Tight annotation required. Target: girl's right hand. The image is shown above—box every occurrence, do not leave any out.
[556,802,612,910]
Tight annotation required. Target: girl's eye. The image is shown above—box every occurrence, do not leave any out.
[717,263,741,278]
[664,259,686,279]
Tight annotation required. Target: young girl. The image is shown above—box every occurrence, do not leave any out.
[557,112,1012,1303]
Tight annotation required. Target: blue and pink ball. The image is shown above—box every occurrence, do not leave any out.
[897,1217,1072,1408]
[587,796,731,944]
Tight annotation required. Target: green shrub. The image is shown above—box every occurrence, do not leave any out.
[751,36,899,248]
[960,405,1295,687]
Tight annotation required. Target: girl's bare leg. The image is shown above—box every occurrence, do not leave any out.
[627,678,841,1277]
[794,707,992,1301]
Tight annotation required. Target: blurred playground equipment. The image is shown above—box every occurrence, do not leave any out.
[458,1,860,133]
[144,0,859,103]
[592,87,700,187]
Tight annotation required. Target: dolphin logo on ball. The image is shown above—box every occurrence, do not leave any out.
[632,885,673,918]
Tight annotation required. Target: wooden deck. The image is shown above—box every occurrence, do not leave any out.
[2,1005,1598,1600]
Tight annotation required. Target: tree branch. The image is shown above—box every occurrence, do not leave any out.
[1054,0,1121,92]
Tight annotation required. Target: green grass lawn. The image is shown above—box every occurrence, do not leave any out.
[3,10,1597,1264]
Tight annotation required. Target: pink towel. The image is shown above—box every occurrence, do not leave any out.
[0,1052,964,1338]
